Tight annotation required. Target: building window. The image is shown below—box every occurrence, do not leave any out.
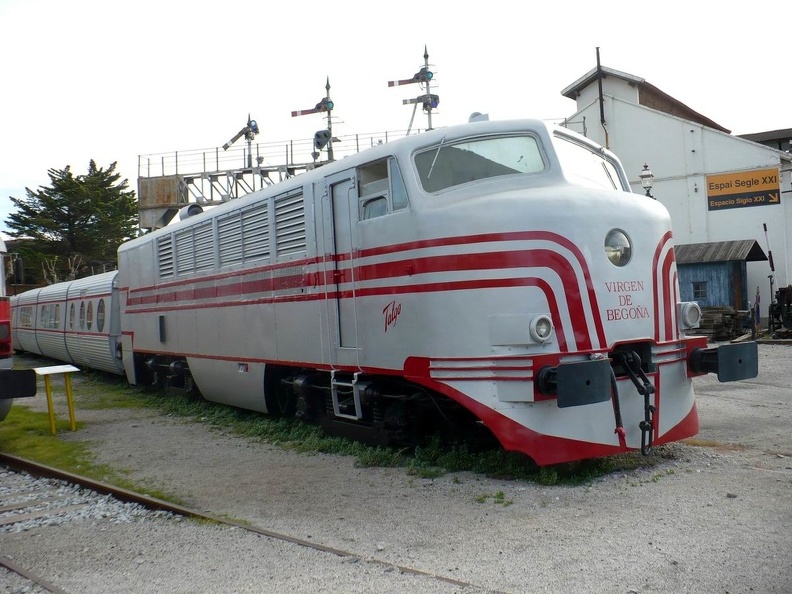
[692,282,707,300]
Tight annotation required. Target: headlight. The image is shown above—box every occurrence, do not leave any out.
[529,315,554,343]
[677,301,702,329]
[605,229,632,267]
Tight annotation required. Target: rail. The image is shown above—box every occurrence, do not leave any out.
[138,129,414,179]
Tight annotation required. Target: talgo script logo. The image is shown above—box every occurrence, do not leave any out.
[383,300,402,332]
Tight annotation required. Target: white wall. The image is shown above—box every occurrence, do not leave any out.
[564,78,791,319]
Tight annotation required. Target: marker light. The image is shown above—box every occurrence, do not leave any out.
[605,229,632,267]
[677,301,702,330]
[529,315,554,343]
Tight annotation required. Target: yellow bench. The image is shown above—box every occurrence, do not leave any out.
[34,365,80,435]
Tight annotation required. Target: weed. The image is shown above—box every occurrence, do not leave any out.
[0,405,184,504]
[8,354,678,489]
[475,491,514,506]
[683,438,747,452]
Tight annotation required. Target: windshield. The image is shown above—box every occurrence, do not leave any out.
[414,134,545,193]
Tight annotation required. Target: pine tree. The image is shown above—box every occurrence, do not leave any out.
[5,161,138,274]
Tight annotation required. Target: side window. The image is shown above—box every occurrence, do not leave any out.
[552,133,628,191]
[362,196,388,219]
[79,301,86,330]
[86,301,94,331]
[96,299,106,333]
[390,158,409,211]
[39,305,59,329]
[357,157,410,221]
[69,303,75,329]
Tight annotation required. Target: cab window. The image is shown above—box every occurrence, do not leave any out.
[358,157,410,220]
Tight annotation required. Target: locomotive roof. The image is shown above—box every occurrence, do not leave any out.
[121,118,611,252]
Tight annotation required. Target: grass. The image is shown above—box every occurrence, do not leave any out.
[5,356,674,488]
[135,390,670,484]
[475,491,514,506]
[0,404,183,503]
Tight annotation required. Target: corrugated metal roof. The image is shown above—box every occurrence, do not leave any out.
[675,240,767,264]
[738,128,792,143]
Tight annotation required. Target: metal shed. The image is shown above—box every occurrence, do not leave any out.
[676,240,768,308]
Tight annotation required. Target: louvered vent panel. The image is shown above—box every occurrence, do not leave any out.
[157,236,174,279]
[194,221,215,271]
[175,229,194,274]
[275,193,306,256]
[242,204,270,262]
[218,212,243,266]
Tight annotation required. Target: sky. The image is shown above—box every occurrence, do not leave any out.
[1,0,790,235]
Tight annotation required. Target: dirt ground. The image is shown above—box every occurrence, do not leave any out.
[3,343,791,593]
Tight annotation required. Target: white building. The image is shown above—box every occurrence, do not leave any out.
[561,66,791,322]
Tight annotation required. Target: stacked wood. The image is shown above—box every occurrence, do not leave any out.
[695,307,751,341]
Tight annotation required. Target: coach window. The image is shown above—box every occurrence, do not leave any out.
[69,303,75,329]
[79,301,86,330]
[41,305,58,330]
[96,299,105,333]
[86,301,93,331]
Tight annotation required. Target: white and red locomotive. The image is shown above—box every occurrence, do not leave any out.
[10,119,758,464]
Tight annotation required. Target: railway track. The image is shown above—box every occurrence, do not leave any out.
[0,453,482,593]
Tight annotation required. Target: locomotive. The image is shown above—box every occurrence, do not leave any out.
[10,119,759,464]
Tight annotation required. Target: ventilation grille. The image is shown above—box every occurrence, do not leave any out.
[218,212,243,267]
[194,221,215,272]
[157,236,174,279]
[175,228,194,274]
[275,192,305,256]
[242,203,270,262]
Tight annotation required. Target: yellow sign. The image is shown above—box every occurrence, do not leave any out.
[706,167,781,210]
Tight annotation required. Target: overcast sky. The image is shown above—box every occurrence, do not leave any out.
[1,0,789,235]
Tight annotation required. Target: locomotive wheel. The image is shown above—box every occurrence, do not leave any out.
[263,366,297,417]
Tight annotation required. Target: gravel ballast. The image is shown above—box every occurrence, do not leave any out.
[1,344,790,593]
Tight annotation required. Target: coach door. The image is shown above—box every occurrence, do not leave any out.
[324,170,360,367]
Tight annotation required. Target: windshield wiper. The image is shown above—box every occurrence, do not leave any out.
[427,134,446,179]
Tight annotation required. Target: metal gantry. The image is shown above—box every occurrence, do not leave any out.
[136,48,440,231]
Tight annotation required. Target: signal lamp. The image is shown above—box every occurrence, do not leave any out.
[530,315,554,343]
